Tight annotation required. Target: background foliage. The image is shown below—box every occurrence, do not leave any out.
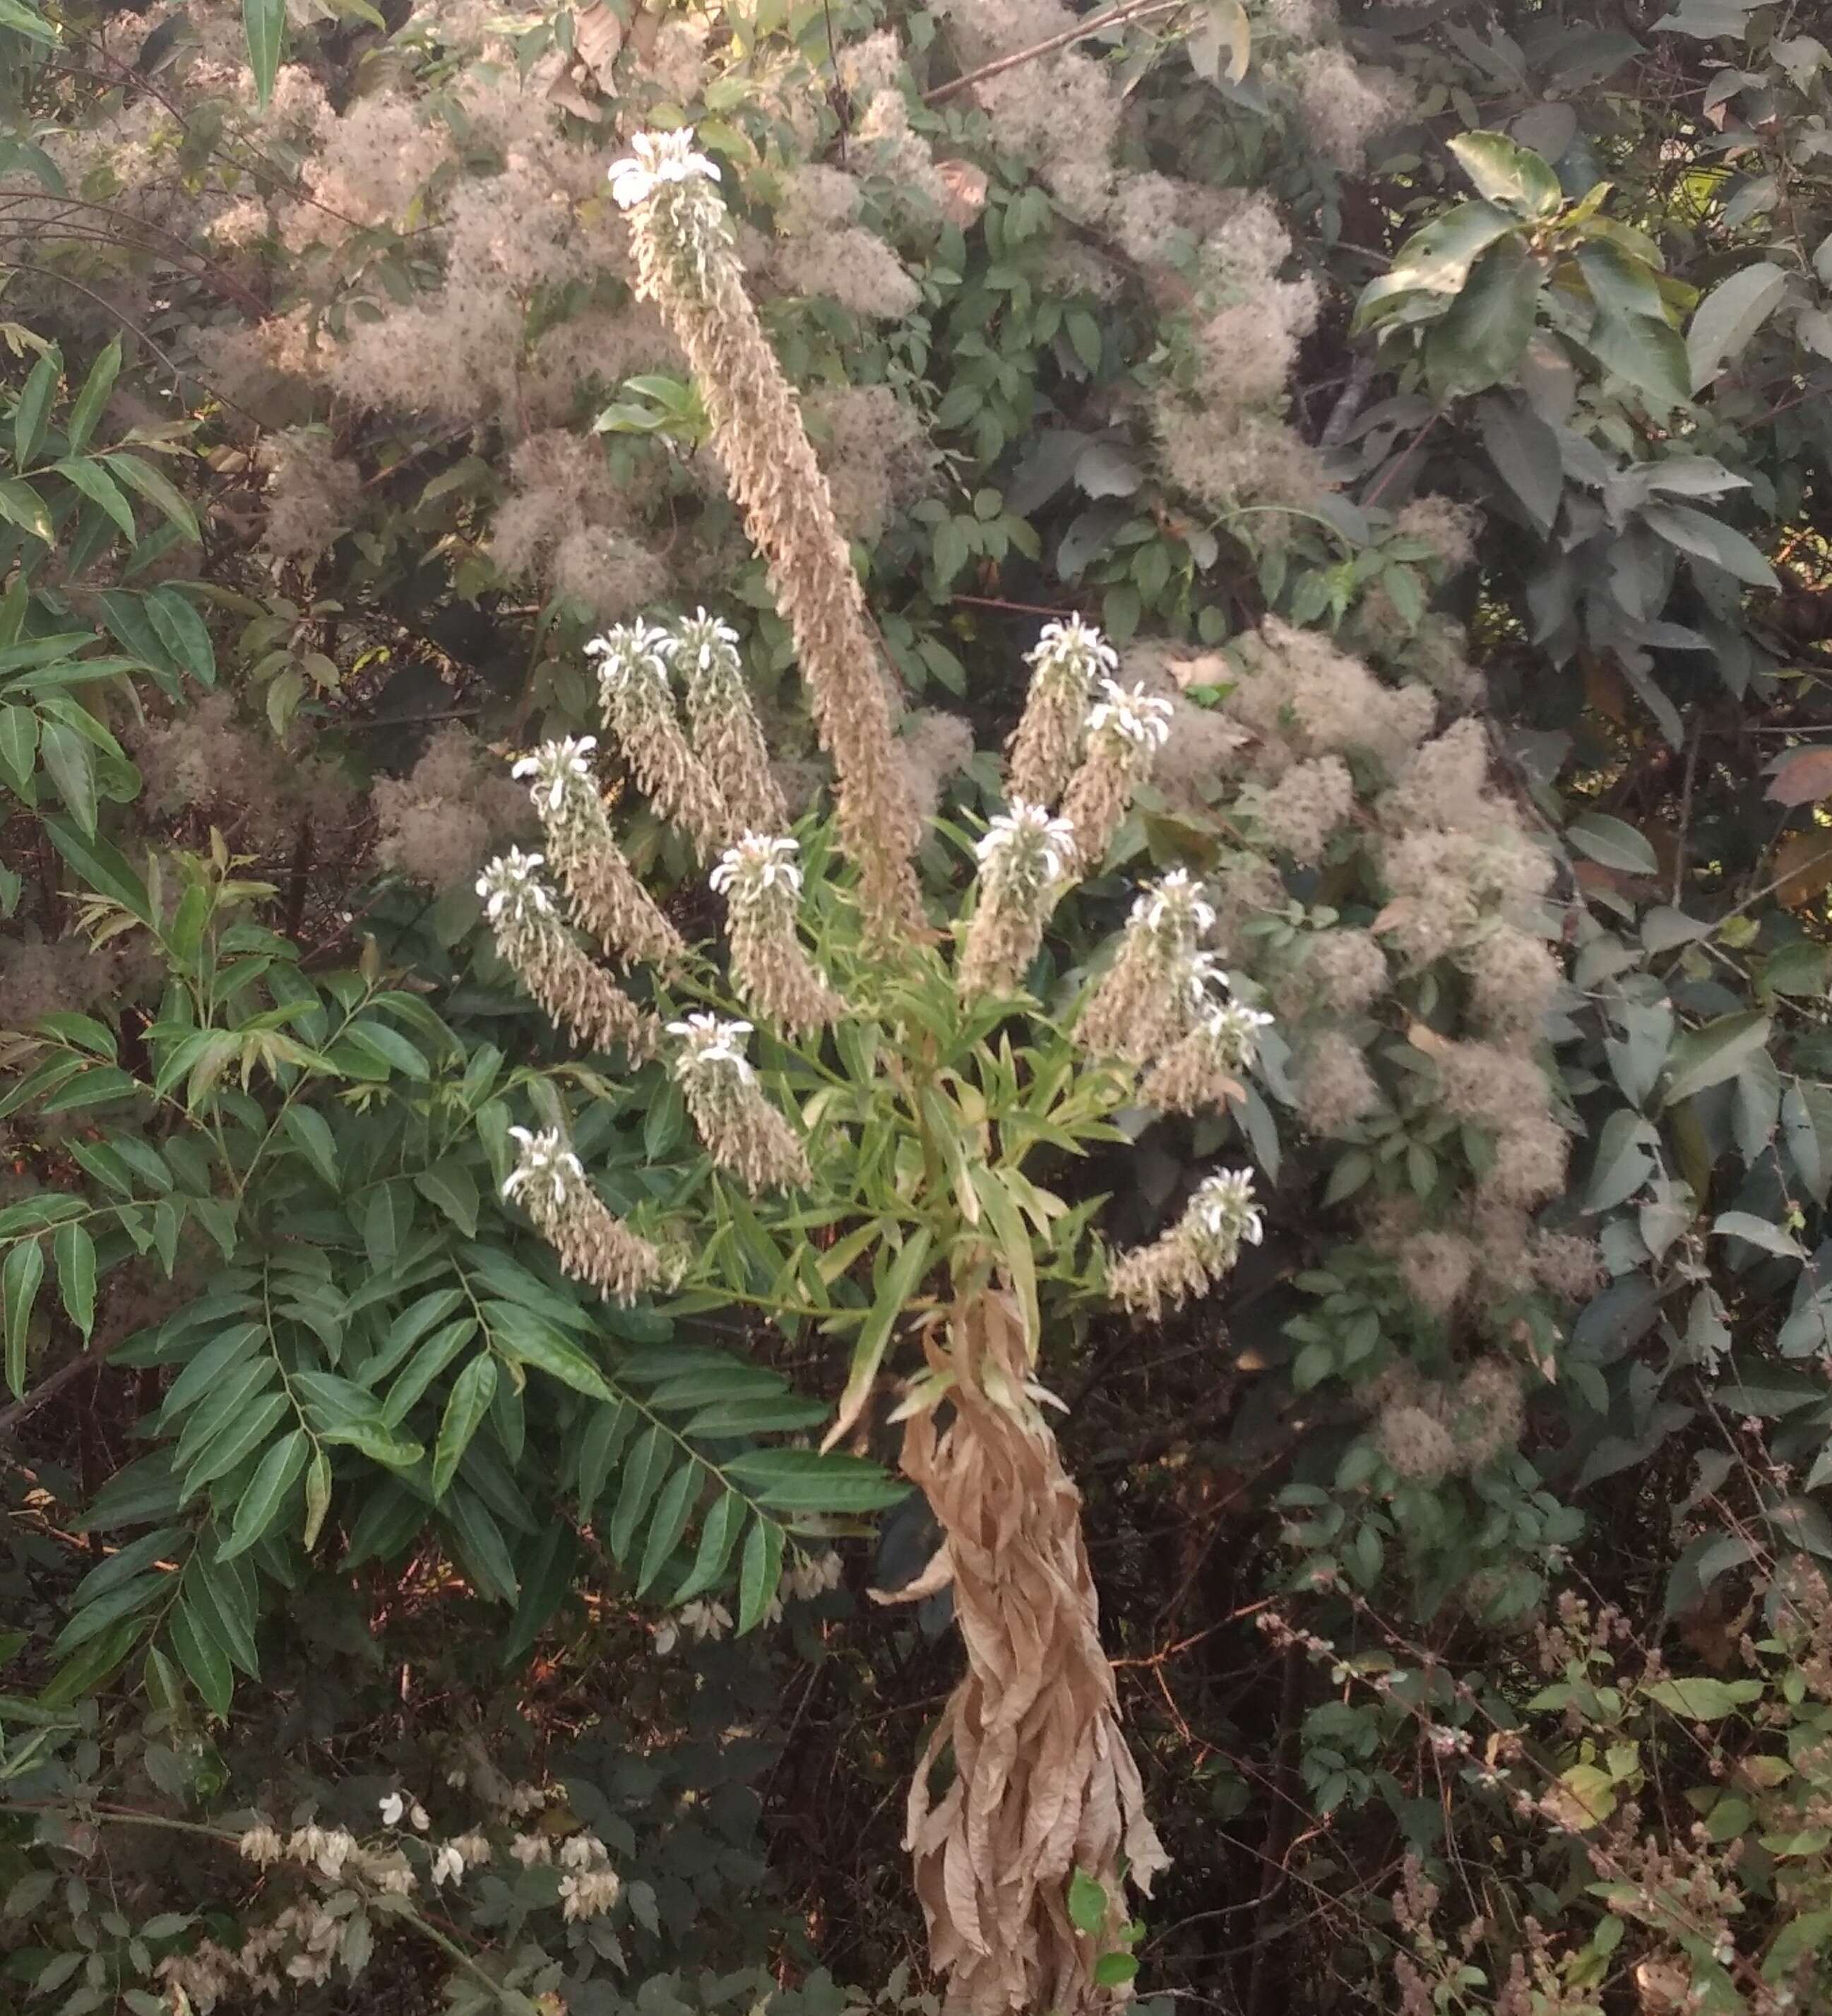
[6,0,1832,2010]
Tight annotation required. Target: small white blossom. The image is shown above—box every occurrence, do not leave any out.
[1136,868,1216,937]
[682,1597,732,1641]
[430,1844,464,1887]
[608,128,722,210]
[977,800,1077,884]
[511,735,597,814]
[1194,1168,1263,1247]
[1028,615,1118,681]
[410,1801,429,1832]
[501,1127,585,1208]
[667,1013,755,1084]
[476,849,554,927]
[709,832,802,902]
[665,607,742,672]
[238,1823,283,1867]
[1087,678,1172,750]
[378,1793,404,1827]
[585,619,673,688]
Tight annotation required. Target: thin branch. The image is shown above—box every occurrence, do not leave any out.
[923,0,1186,106]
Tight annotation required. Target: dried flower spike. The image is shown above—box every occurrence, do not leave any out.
[588,621,734,861]
[501,1125,669,1304]
[709,831,847,1034]
[1006,615,1118,805]
[512,735,686,971]
[1059,677,1172,870]
[1077,868,1218,1064]
[665,608,789,835]
[957,800,1077,1000]
[667,1012,812,1192]
[477,850,659,1059]
[1109,1167,1263,1320]
[1140,995,1273,1114]
[615,126,922,941]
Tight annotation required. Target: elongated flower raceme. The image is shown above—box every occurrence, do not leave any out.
[666,608,788,835]
[512,736,686,971]
[501,1126,667,1304]
[1140,995,1274,1115]
[477,849,658,1059]
[958,800,1076,1000]
[588,621,733,860]
[1059,677,1172,870]
[667,1012,811,1192]
[612,126,922,941]
[1109,1167,1264,1320]
[1076,867,1219,1064]
[1006,615,1118,805]
[709,832,846,1034]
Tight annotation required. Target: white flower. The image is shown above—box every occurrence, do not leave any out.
[1203,997,1274,1069]
[666,607,742,672]
[378,1793,404,1827]
[709,832,802,901]
[666,1012,755,1083]
[501,1126,586,1208]
[1194,1168,1263,1247]
[1028,615,1117,680]
[680,1597,733,1641]
[430,1844,464,1887]
[476,849,555,926]
[977,800,1077,884]
[1138,868,1216,937]
[585,619,673,688]
[511,736,597,814]
[1180,950,1232,1009]
[1087,678,1172,749]
[410,1801,429,1832]
[607,128,722,210]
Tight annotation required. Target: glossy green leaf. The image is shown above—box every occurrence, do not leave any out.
[219,1430,310,1559]
[51,1219,95,1337]
[4,1235,45,1396]
[432,1353,498,1499]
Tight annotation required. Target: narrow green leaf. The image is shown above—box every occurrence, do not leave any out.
[0,703,38,796]
[736,1516,785,1634]
[44,814,153,921]
[102,452,200,544]
[0,476,52,544]
[725,1447,907,1512]
[379,1319,477,1426]
[672,1489,745,1603]
[51,1219,95,1337]
[38,720,96,834]
[183,1391,289,1498]
[219,1430,309,1559]
[244,0,285,109]
[432,1355,498,1500]
[3,1235,44,1396]
[302,1446,332,1550]
[444,1487,518,1602]
[825,1226,932,1452]
[970,1168,1038,1356]
[636,1462,700,1596]
[167,1598,233,1716]
[494,1316,615,1401]
[576,1398,635,1520]
[52,458,135,540]
[66,338,121,453]
[607,1423,669,1563]
[280,1104,340,1188]
[143,589,215,684]
[13,348,59,469]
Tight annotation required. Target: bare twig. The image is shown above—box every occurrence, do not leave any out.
[922,0,1186,106]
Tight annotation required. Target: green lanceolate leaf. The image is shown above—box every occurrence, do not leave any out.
[4,1235,46,1396]
[432,1353,498,1500]
[219,1429,310,1559]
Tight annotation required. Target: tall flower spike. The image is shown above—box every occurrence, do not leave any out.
[512,736,686,971]
[1006,615,1119,805]
[1059,677,1172,871]
[477,850,660,1060]
[709,832,847,1035]
[614,126,922,942]
[1076,868,1218,1064]
[1140,995,1274,1115]
[587,622,734,862]
[666,1012,811,1192]
[1108,1168,1263,1320]
[958,800,1076,1000]
[666,609,788,835]
[502,1126,668,1305]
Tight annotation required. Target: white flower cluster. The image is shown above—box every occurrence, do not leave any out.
[1026,614,1118,687]
[1086,677,1172,750]
[710,831,802,906]
[500,1126,586,1210]
[511,735,597,817]
[667,1011,755,1084]
[667,605,742,673]
[1191,1168,1265,1258]
[1198,995,1275,1072]
[654,1596,734,1653]
[785,1548,844,1601]
[607,129,722,211]
[977,800,1076,889]
[476,848,556,930]
[585,617,672,696]
[1136,867,1215,940]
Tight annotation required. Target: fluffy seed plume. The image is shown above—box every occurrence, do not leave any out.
[665,607,790,835]
[477,850,659,1059]
[511,736,686,970]
[1006,615,1117,805]
[667,1012,811,1192]
[709,832,847,1034]
[958,800,1076,1000]
[1059,678,1172,870]
[588,621,734,861]
[501,1127,668,1304]
[1109,1168,1263,1320]
[615,126,922,940]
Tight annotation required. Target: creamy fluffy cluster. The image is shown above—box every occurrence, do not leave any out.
[1109,1168,1264,1320]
